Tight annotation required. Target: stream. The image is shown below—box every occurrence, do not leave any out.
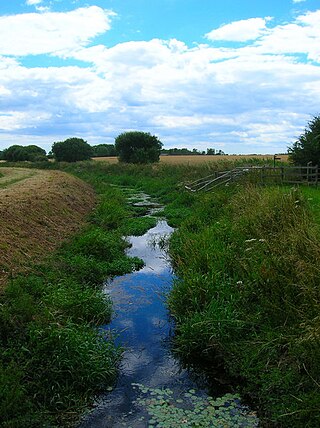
[79,196,258,427]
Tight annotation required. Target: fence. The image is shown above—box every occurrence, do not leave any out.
[185,165,319,192]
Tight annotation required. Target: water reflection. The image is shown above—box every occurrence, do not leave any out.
[80,220,197,427]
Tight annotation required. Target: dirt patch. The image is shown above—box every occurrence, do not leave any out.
[0,168,96,289]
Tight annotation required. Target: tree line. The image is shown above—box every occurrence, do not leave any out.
[1,116,320,164]
[161,148,225,155]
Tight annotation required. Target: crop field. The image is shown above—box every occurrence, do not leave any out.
[92,154,289,164]
[0,167,95,289]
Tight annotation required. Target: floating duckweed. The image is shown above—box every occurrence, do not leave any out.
[132,383,258,427]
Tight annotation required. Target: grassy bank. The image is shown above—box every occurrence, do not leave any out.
[168,185,320,427]
[0,170,151,427]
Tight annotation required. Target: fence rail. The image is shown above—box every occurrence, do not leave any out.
[185,165,319,192]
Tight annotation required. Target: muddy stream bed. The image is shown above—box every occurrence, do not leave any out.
[79,194,258,427]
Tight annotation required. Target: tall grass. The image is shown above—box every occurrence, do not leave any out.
[168,185,320,426]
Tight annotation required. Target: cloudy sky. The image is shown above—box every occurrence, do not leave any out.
[0,0,319,154]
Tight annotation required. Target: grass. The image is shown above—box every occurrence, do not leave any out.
[168,185,320,427]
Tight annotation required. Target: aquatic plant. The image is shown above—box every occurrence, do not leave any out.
[132,384,258,427]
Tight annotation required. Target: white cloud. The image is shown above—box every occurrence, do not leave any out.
[292,0,306,3]
[26,0,43,5]
[0,9,320,154]
[205,17,272,42]
[0,111,51,131]
[0,6,115,56]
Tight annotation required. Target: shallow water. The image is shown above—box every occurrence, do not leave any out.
[79,217,258,427]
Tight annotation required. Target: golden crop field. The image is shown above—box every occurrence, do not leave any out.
[92,154,289,165]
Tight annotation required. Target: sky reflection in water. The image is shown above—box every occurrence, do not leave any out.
[79,220,202,427]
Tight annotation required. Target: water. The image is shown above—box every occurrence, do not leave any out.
[79,210,258,427]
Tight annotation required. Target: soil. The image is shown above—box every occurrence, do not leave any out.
[0,167,96,289]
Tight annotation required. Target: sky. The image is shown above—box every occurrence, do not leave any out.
[0,0,320,154]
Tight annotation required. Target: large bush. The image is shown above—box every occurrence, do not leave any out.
[51,137,93,162]
[288,115,320,165]
[115,131,163,164]
[2,145,47,162]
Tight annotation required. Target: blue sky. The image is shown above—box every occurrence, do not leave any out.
[0,0,320,154]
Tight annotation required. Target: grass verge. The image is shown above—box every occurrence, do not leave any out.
[168,185,320,427]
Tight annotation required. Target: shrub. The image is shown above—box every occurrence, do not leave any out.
[115,131,163,164]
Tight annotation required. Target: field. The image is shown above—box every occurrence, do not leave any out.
[92,154,289,164]
[0,167,96,289]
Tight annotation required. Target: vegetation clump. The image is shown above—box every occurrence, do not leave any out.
[115,131,163,164]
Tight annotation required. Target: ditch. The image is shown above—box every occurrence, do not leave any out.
[79,194,258,428]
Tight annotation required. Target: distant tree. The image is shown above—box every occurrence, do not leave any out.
[161,147,205,156]
[92,144,116,157]
[2,145,47,162]
[288,115,320,165]
[51,138,93,162]
[115,131,163,164]
[0,150,4,160]
[206,148,216,155]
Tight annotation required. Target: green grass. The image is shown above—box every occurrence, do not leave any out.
[168,185,320,426]
[0,172,150,427]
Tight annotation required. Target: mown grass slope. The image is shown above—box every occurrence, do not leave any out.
[0,168,96,289]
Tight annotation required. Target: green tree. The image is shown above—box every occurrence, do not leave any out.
[51,138,93,162]
[288,115,320,165]
[92,144,116,157]
[115,131,163,164]
[2,145,47,162]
